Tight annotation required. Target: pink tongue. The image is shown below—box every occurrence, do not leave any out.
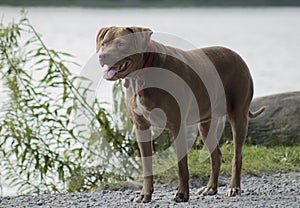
[103,69,117,80]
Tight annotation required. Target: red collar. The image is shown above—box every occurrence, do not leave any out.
[142,40,155,69]
[123,41,155,95]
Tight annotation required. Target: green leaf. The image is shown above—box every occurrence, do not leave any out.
[66,106,73,115]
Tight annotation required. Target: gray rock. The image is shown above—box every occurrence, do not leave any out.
[224,91,300,146]
[248,91,300,146]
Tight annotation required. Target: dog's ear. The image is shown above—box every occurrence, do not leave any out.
[96,27,110,52]
[126,27,153,39]
[126,27,153,50]
[126,26,152,34]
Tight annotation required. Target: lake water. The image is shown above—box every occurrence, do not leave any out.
[1,6,300,196]
[1,7,300,99]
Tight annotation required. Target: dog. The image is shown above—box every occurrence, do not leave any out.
[96,26,265,203]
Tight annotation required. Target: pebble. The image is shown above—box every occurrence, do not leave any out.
[0,172,299,207]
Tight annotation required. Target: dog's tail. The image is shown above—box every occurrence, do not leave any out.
[248,107,265,118]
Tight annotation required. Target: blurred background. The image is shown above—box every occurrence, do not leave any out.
[1,0,300,7]
[1,0,299,98]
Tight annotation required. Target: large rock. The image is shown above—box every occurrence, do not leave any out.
[224,91,300,146]
[248,91,300,146]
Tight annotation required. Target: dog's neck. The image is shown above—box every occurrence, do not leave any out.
[123,40,155,95]
[143,40,155,69]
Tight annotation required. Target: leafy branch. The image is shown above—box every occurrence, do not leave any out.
[0,12,139,195]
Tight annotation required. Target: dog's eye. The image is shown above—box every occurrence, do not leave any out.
[117,42,125,48]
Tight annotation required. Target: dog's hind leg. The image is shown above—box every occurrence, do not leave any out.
[197,118,222,196]
[226,111,248,197]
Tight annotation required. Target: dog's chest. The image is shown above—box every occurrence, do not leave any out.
[126,79,168,127]
[131,93,167,128]
[133,94,150,118]
[126,79,151,118]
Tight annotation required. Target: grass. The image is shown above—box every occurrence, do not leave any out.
[155,143,300,183]
[99,143,300,190]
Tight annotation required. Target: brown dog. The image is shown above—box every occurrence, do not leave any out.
[96,26,264,203]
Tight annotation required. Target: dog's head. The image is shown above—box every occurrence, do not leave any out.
[96,26,153,81]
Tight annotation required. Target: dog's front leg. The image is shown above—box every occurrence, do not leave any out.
[172,125,189,202]
[133,126,153,203]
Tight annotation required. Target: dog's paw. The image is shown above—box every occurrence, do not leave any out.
[131,194,152,203]
[173,192,189,202]
[197,186,217,196]
[225,187,241,197]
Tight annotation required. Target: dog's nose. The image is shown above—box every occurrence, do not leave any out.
[99,53,105,59]
[99,52,112,61]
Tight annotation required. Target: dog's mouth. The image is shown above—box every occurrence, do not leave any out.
[103,60,131,80]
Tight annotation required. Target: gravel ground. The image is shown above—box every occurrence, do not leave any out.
[0,172,299,208]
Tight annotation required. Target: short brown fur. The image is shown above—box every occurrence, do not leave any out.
[96,26,265,203]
